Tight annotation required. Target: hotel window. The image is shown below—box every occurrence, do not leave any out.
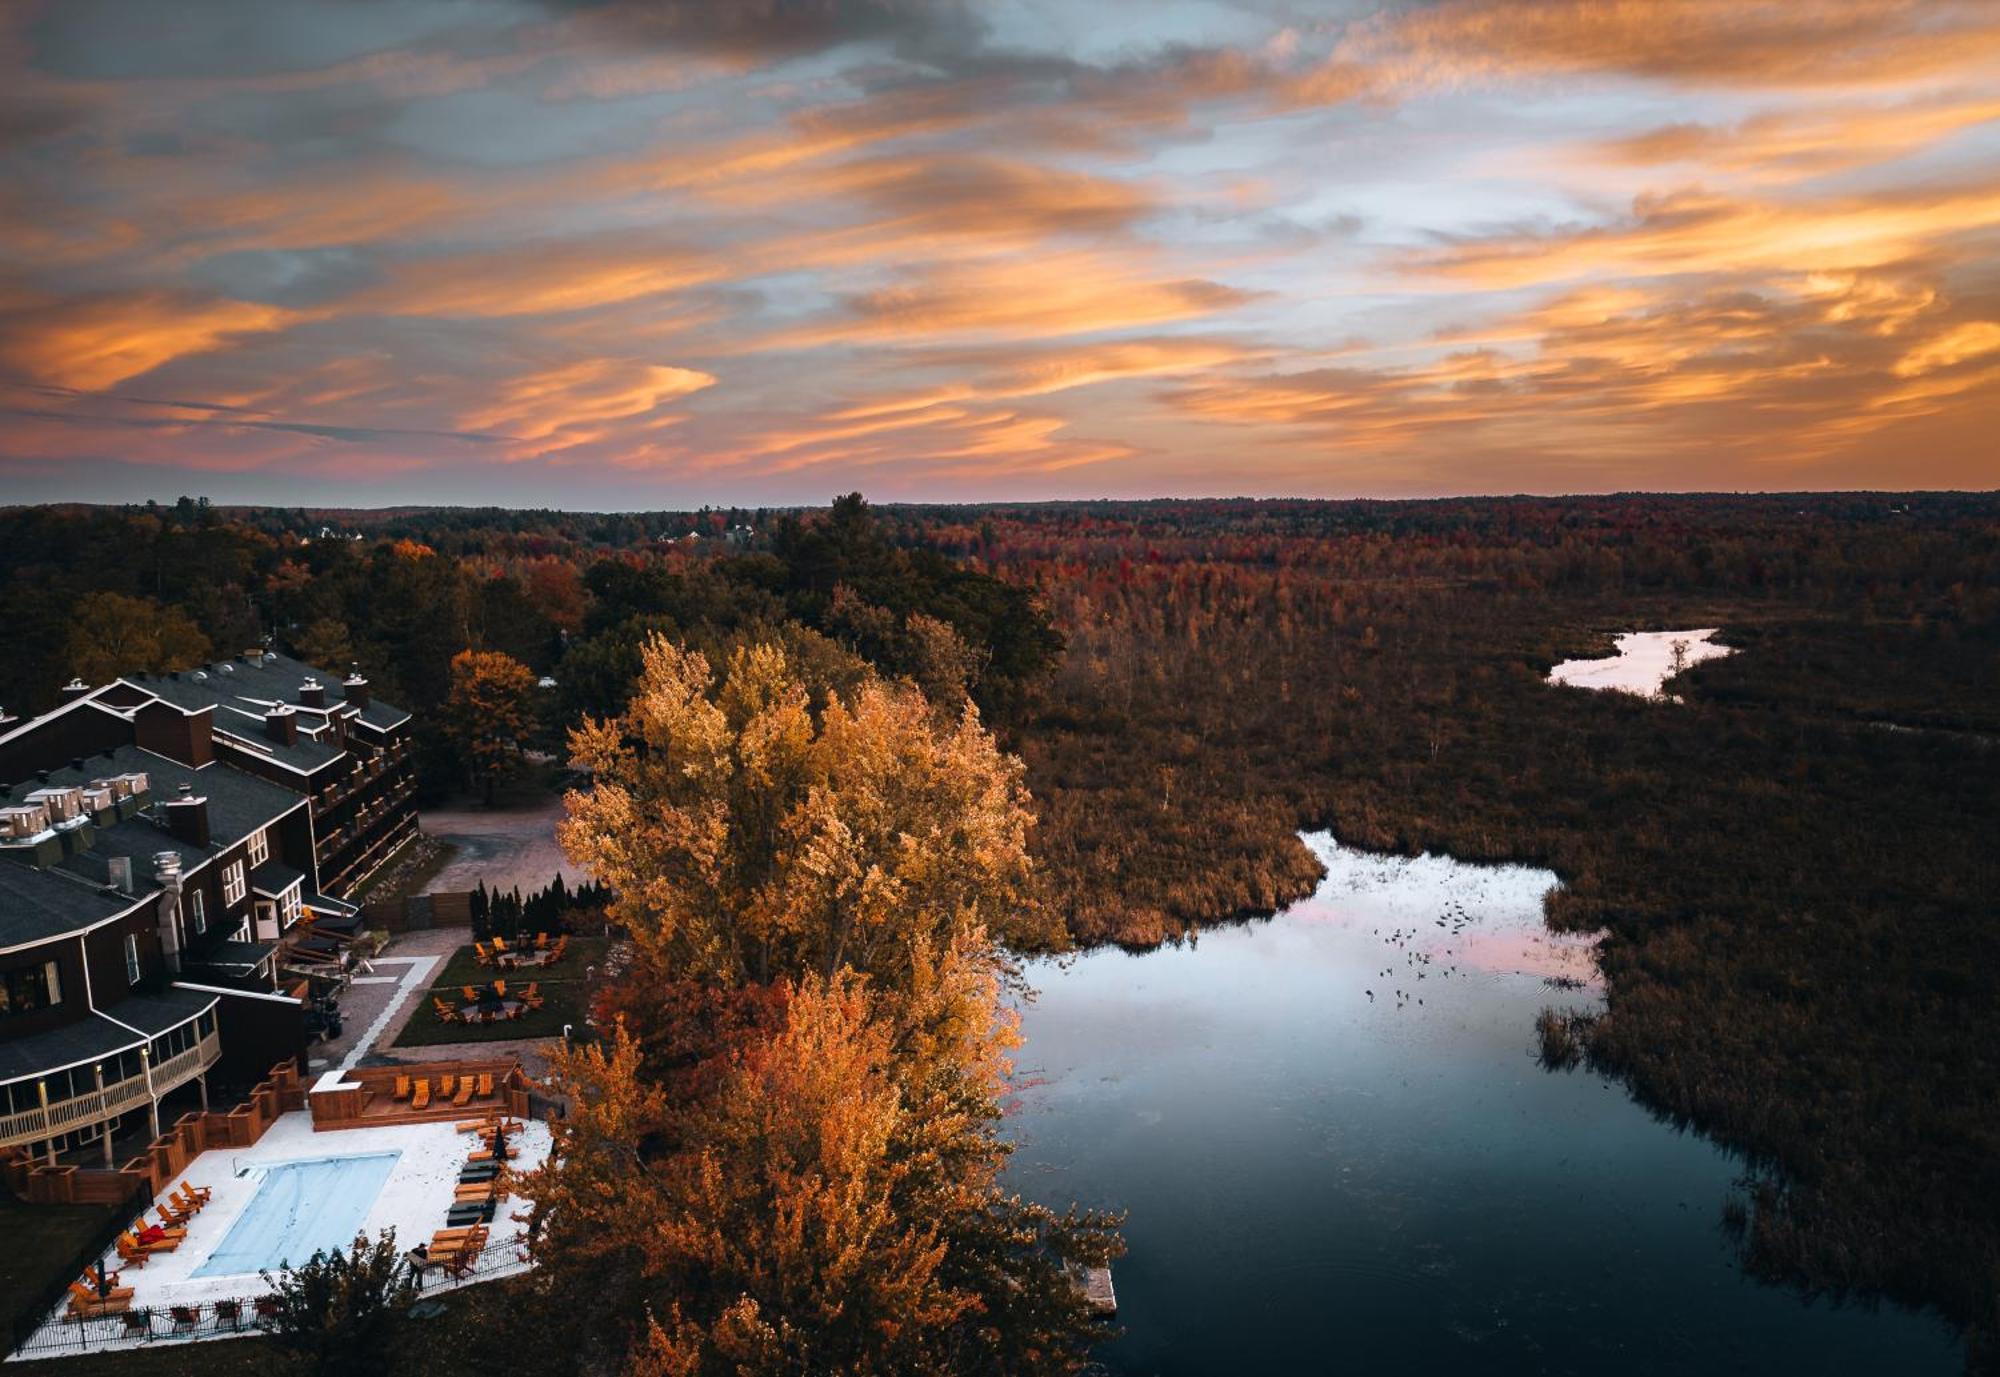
[124,934,141,985]
[189,887,206,934]
[0,960,64,1019]
[247,827,269,867]
[222,860,246,905]
[282,888,302,927]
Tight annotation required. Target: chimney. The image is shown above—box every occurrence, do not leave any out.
[162,783,210,848]
[342,667,370,710]
[299,676,326,708]
[59,677,94,704]
[107,855,133,894]
[154,852,183,975]
[244,647,265,667]
[266,704,298,746]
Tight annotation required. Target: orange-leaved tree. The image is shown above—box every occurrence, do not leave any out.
[444,648,537,804]
[527,634,1118,1375]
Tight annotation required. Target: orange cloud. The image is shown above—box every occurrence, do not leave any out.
[356,240,724,319]
[1407,183,2000,289]
[0,292,301,390]
[1323,0,2000,94]
[458,357,717,456]
[758,254,1257,350]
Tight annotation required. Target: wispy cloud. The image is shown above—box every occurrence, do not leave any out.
[2,0,1996,500]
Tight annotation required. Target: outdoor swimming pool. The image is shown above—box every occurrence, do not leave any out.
[192,1151,401,1278]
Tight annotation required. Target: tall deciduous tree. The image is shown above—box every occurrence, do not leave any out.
[535,636,1117,1375]
[444,648,537,804]
[559,635,1063,991]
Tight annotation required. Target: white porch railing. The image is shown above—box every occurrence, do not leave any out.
[0,1027,220,1149]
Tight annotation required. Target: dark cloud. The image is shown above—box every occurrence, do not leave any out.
[545,0,975,59]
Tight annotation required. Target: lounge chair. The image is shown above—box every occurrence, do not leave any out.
[157,1200,193,1227]
[413,1078,432,1110]
[432,997,459,1023]
[177,1180,212,1206]
[120,1310,152,1338]
[113,1235,149,1268]
[460,985,480,1003]
[492,978,507,998]
[152,1208,191,1238]
[83,1265,121,1291]
[473,941,492,965]
[452,1078,475,1107]
[214,1298,243,1330]
[67,1280,133,1318]
[457,1116,496,1133]
[535,932,549,950]
[477,1072,494,1097]
[169,1305,202,1333]
[124,1227,179,1255]
[490,936,510,955]
[394,1075,413,1100]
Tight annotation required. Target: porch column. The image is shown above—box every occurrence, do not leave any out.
[37,1080,54,1165]
[95,1065,113,1165]
[141,1047,160,1139]
[197,1073,209,1112]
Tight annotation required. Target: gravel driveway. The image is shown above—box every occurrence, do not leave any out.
[420,793,583,898]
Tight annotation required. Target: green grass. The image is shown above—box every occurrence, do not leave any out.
[389,936,609,1047]
[1,1195,123,1355]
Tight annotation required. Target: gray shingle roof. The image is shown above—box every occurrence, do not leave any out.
[108,986,218,1036]
[127,650,409,735]
[0,1014,137,1086]
[0,862,139,951]
[0,745,306,947]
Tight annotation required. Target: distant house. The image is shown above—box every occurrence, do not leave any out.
[0,651,418,1168]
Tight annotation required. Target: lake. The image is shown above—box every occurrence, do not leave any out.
[1548,628,1733,699]
[1005,834,1960,1374]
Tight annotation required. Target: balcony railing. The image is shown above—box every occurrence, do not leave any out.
[0,1027,221,1149]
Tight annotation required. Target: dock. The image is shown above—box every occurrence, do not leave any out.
[1081,1264,1117,1318]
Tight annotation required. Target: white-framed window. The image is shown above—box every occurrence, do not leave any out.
[246,827,269,867]
[123,933,140,985]
[188,887,206,934]
[222,860,246,905]
[281,887,301,927]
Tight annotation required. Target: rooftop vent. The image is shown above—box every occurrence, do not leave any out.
[0,803,49,840]
[59,678,93,703]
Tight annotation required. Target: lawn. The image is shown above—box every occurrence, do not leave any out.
[2,1195,124,1356]
[389,936,609,1048]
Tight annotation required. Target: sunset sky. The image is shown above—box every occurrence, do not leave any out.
[3,0,1998,507]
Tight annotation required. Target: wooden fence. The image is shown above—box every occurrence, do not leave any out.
[362,890,474,932]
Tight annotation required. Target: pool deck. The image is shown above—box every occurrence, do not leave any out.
[13,1109,550,1357]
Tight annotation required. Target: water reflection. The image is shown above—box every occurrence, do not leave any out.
[1006,835,1958,1375]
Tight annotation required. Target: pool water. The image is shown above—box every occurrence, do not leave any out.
[193,1152,401,1277]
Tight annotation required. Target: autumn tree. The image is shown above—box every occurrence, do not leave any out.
[559,635,1063,993]
[444,648,538,804]
[64,591,211,684]
[533,635,1118,1375]
[524,979,1119,1377]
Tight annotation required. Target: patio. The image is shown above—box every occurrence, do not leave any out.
[12,1107,550,1358]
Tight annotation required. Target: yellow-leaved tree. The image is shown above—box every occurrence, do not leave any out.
[558,636,1063,988]
[524,634,1119,1376]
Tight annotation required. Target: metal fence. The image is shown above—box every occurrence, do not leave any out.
[7,1230,532,1360]
[4,1183,155,1357]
